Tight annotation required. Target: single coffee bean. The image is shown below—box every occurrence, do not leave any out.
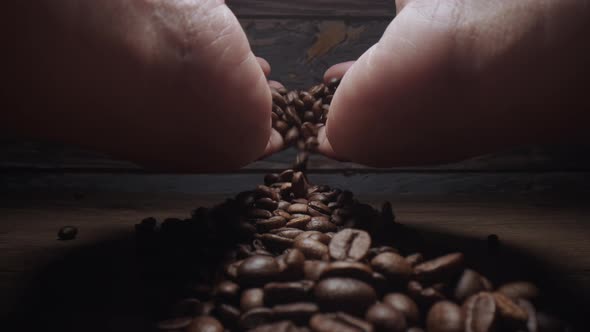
[248,208,274,219]
[294,231,331,245]
[292,172,308,198]
[286,215,312,229]
[264,280,315,306]
[272,90,287,108]
[493,292,529,326]
[365,303,407,332]
[214,303,241,327]
[308,193,329,203]
[213,281,240,305]
[272,302,319,325]
[274,209,292,219]
[237,255,280,287]
[310,312,373,332]
[464,292,497,332]
[257,234,294,252]
[264,173,281,186]
[405,253,424,267]
[382,293,420,325]
[367,246,399,259]
[454,269,488,302]
[279,248,305,279]
[225,259,243,280]
[58,226,78,241]
[329,229,371,261]
[414,253,465,283]
[272,228,304,239]
[274,120,290,135]
[305,217,337,233]
[303,260,329,281]
[320,261,374,283]
[407,281,446,306]
[288,203,309,214]
[309,201,331,215]
[293,238,329,260]
[241,288,265,311]
[239,307,275,330]
[278,200,291,210]
[314,278,377,315]
[497,282,540,301]
[370,252,413,282]
[279,169,295,182]
[308,205,329,217]
[256,216,287,233]
[256,197,279,211]
[157,317,193,330]
[426,301,464,332]
[186,316,224,332]
[255,185,280,201]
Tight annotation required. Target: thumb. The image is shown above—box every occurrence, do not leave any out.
[319,2,461,167]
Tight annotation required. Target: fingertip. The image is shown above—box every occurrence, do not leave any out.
[256,57,271,77]
[260,128,284,159]
[317,125,347,161]
[323,61,356,83]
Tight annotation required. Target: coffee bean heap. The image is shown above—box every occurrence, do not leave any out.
[270,79,340,170]
[134,81,571,331]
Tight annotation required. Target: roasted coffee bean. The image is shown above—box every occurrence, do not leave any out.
[264,173,281,186]
[414,253,465,282]
[275,121,290,135]
[321,261,374,283]
[292,172,308,198]
[257,234,294,252]
[280,248,306,279]
[295,231,331,245]
[303,260,329,281]
[186,316,224,332]
[214,281,240,304]
[382,293,420,325]
[309,201,332,215]
[256,185,280,201]
[272,90,287,108]
[274,209,292,219]
[329,229,371,261]
[308,193,329,204]
[284,127,300,146]
[240,308,275,329]
[426,301,464,332]
[264,281,314,305]
[241,288,265,311]
[368,246,399,259]
[493,292,529,326]
[247,208,274,219]
[407,281,446,305]
[306,217,337,233]
[405,253,424,267]
[287,215,312,229]
[256,198,279,211]
[464,292,497,332]
[273,302,319,324]
[157,317,193,330]
[58,226,78,241]
[215,303,241,327]
[314,278,377,315]
[280,170,295,182]
[497,282,540,301]
[225,259,243,280]
[310,312,373,332]
[237,255,281,287]
[249,320,300,332]
[370,252,413,282]
[256,216,287,233]
[288,203,309,214]
[454,269,488,302]
[278,200,292,210]
[294,238,329,260]
[272,228,304,239]
[365,303,407,332]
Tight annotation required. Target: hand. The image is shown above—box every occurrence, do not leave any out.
[318,0,590,167]
[2,0,281,171]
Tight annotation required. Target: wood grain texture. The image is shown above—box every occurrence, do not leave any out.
[2,193,590,330]
[228,0,396,18]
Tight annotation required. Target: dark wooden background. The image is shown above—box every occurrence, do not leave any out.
[2,1,590,330]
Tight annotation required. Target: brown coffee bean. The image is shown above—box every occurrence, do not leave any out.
[264,173,280,186]
[321,261,374,283]
[310,312,373,332]
[284,127,300,145]
[58,225,78,241]
[294,238,329,260]
[329,229,371,261]
[454,269,488,302]
[295,231,331,245]
[278,200,291,210]
[157,317,193,330]
[365,303,407,332]
[493,292,529,326]
[292,172,308,198]
[273,302,319,324]
[213,281,240,304]
[314,278,377,315]
[405,253,424,267]
[264,280,315,306]
[426,301,464,332]
[407,281,446,305]
[306,217,337,233]
[382,293,420,325]
[241,288,265,311]
[239,308,275,330]
[272,227,304,239]
[309,83,326,97]
[256,197,279,211]
[288,203,309,214]
[308,193,329,204]
[294,151,309,171]
[256,185,280,201]
[303,260,329,281]
[464,292,497,332]
[215,303,241,327]
[275,121,290,135]
[285,106,302,126]
[225,259,243,280]
[370,252,413,282]
[301,122,318,139]
[414,253,465,283]
[256,216,287,233]
[286,215,312,229]
[249,320,302,332]
[497,282,540,301]
[272,90,287,108]
[309,201,332,215]
[186,316,224,332]
[279,169,295,182]
[257,234,294,252]
[280,248,306,279]
[274,209,292,220]
[237,255,280,287]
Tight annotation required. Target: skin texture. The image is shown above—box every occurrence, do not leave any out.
[319,0,590,167]
[1,0,278,172]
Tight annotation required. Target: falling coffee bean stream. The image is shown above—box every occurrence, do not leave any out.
[135,80,572,332]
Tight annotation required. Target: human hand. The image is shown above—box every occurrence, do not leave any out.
[3,0,282,171]
[318,0,590,167]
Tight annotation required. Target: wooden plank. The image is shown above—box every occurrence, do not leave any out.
[2,193,590,330]
[228,0,396,18]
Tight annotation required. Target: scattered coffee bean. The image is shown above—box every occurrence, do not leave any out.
[58,226,78,241]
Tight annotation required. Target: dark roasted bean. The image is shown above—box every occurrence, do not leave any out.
[310,312,373,332]
[426,301,464,332]
[497,282,540,301]
[157,317,193,330]
[186,316,224,332]
[314,278,377,315]
[454,269,488,302]
[365,303,407,332]
[58,226,78,241]
[237,255,281,287]
[273,302,319,324]
[321,261,374,283]
[309,201,331,215]
[382,293,420,325]
[240,308,274,330]
[329,229,371,261]
[256,197,279,211]
[214,281,240,304]
[272,228,304,239]
[370,252,413,282]
[294,231,331,245]
[405,253,424,267]
[286,215,312,229]
[464,292,497,332]
[256,216,287,233]
[414,253,465,283]
[304,260,330,281]
[294,238,329,260]
[241,288,265,311]
[264,280,315,306]
[257,234,294,252]
[306,217,337,233]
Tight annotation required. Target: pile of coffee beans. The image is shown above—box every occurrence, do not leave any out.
[133,81,572,331]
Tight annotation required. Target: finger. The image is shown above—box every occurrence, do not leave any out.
[260,128,284,159]
[257,57,271,77]
[317,126,349,161]
[268,80,285,90]
[323,61,356,83]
